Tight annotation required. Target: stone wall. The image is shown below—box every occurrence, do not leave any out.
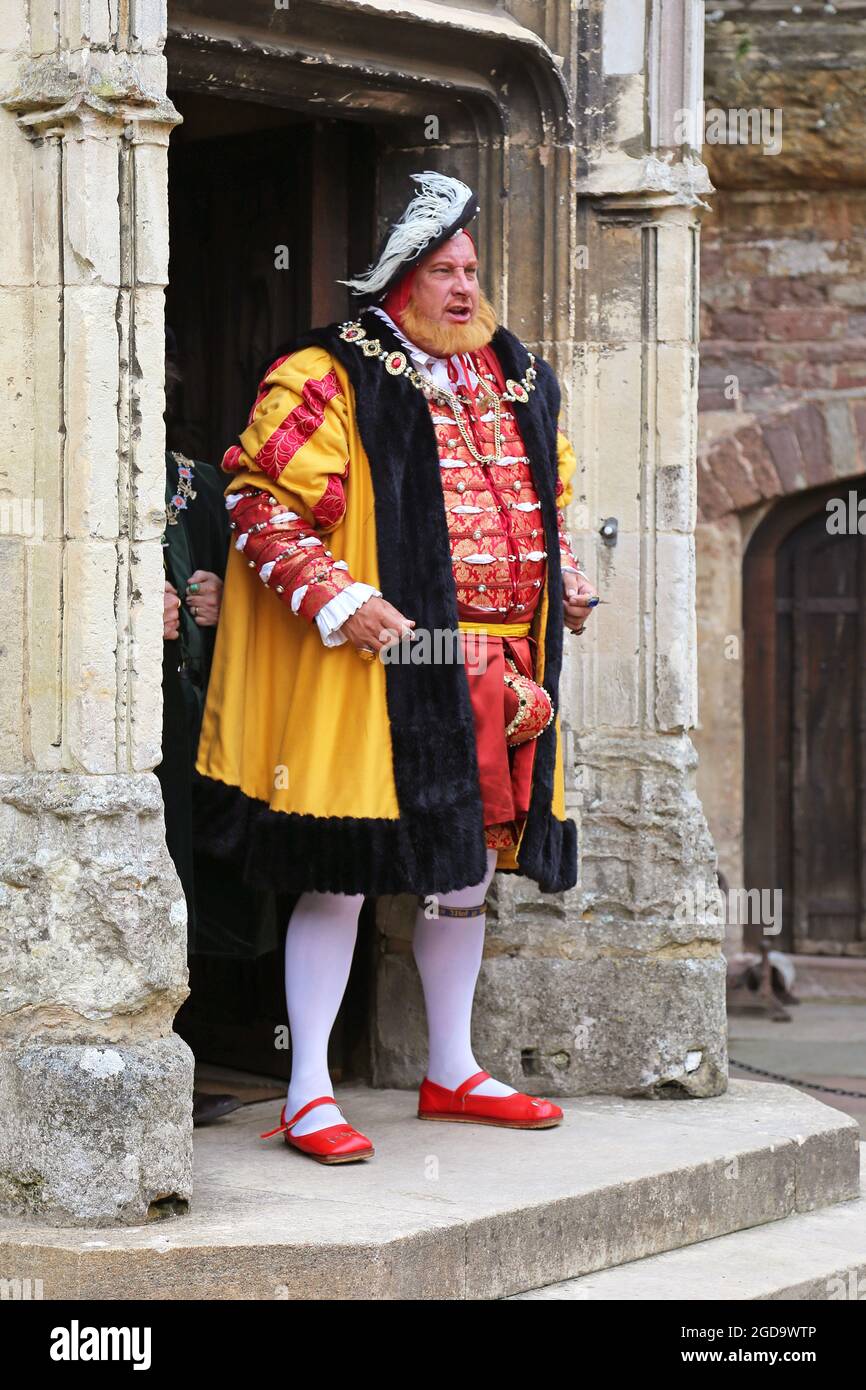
[0,0,726,1226]
[0,0,193,1225]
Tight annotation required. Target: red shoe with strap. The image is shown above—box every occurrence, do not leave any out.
[417,1070,563,1129]
[260,1096,374,1164]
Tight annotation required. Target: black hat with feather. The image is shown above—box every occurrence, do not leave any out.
[338,171,480,305]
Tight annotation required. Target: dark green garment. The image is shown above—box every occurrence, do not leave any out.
[163,450,229,740]
[157,451,287,960]
[156,451,230,952]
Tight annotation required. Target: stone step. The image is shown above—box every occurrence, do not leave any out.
[0,1080,859,1300]
[511,1145,866,1300]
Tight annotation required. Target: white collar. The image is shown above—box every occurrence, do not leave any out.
[369,306,479,392]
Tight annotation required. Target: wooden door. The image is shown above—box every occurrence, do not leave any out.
[165,112,375,462]
[744,482,866,955]
[165,120,312,465]
[165,102,377,1078]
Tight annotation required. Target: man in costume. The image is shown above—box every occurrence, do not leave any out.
[159,332,243,1126]
[194,172,598,1162]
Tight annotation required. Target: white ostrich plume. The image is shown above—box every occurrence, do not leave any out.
[338,171,475,298]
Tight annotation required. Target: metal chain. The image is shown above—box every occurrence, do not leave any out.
[445,387,503,464]
[439,374,504,463]
[730,1057,866,1099]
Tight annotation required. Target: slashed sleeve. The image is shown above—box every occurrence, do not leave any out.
[221,347,380,647]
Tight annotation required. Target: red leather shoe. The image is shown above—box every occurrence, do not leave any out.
[260,1096,374,1164]
[417,1070,563,1129]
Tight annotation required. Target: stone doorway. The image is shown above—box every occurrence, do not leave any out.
[164,90,378,1085]
[744,480,866,956]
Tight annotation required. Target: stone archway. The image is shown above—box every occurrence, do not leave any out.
[695,405,866,955]
[697,396,866,524]
[743,478,866,957]
[0,0,581,1225]
[162,0,581,1097]
[1,0,726,1226]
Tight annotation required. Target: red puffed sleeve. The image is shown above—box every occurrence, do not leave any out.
[221,347,380,633]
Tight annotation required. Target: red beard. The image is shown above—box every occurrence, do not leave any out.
[397,291,498,358]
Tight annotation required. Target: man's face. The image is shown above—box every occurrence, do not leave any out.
[410,232,479,327]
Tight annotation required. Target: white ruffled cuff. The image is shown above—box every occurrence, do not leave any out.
[314,582,382,648]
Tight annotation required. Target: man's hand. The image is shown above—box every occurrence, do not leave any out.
[185,569,223,627]
[341,596,416,654]
[164,580,181,641]
[563,573,598,635]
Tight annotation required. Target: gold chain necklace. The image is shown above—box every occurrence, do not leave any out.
[441,376,503,464]
[337,320,538,415]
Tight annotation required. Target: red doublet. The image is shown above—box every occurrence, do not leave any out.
[425,350,579,850]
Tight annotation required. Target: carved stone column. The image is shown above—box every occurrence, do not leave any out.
[374,0,725,1098]
[0,2,191,1224]
[556,0,724,1096]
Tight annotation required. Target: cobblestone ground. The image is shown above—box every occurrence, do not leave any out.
[728,1001,866,1138]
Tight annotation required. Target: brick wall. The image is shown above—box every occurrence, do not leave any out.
[697,190,866,522]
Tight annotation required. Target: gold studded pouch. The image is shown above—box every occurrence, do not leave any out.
[503,657,554,747]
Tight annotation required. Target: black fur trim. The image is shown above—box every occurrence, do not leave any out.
[488,326,579,894]
[191,770,488,897]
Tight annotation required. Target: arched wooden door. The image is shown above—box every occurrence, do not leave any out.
[744,480,866,955]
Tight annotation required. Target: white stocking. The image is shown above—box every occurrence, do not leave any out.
[412,849,516,1098]
[283,890,364,1136]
